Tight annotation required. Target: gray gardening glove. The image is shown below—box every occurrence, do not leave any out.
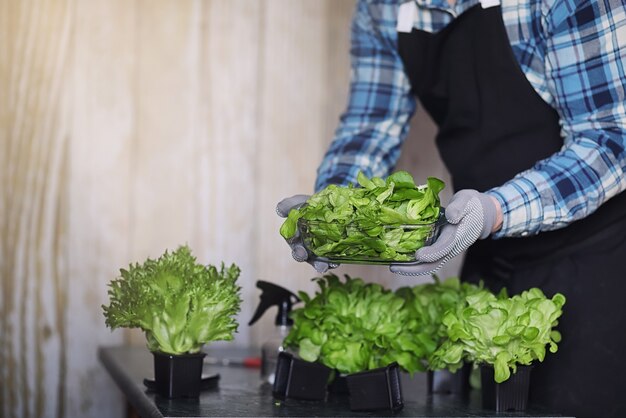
[276,194,338,273]
[390,189,498,276]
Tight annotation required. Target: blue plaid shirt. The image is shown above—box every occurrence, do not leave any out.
[315,0,626,238]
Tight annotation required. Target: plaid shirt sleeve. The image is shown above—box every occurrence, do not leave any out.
[487,0,626,237]
[314,0,416,191]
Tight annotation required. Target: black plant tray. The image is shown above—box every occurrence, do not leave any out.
[427,362,472,396]
[150,351,209,398]
[272,352,332,401]
[327,373,349,395]
[143,374,220,393]
[481,364,533,412]
[346,362,403,412]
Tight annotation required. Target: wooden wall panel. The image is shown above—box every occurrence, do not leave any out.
[197,0,262,346]
[1,1,73,417]
[66,0,135,416]
[131,0,201,260]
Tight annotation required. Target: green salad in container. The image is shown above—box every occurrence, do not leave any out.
[280,171,445,263]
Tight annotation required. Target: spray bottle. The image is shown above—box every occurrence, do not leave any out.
[249,280,300,385]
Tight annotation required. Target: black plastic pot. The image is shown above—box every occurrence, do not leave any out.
[345,363,403,412]
[272,352,332,401]
[480,364,533,412]
[152,351,207,398]
[327,372,349,395]
[427,362,472,396]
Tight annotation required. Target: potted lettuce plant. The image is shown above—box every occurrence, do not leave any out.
[281,273,429,411]
[396,276,484,396]
[102,245,242,398]
[431,287,566,411]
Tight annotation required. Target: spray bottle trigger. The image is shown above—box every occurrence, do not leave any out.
[248,280,300,326]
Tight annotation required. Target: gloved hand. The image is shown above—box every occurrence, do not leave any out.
[276,194,338,273]
[390,189,499,276]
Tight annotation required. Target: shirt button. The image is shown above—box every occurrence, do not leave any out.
[521,231,529,237]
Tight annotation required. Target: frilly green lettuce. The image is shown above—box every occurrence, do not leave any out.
[102,245,241,355]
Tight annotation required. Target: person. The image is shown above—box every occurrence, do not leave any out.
[277,0,626,416]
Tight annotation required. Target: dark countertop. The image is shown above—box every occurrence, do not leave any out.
[98,346,567,418]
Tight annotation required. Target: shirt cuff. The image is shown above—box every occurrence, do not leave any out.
[486,175,546,238]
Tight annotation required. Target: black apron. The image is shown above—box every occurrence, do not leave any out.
[398,3,626,417]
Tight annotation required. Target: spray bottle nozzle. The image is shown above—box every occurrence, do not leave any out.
[248,280,300,327]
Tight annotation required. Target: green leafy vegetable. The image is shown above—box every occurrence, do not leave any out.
[430,287,566,383]
[102,245,242,355]
[284,273,431,374]
[280,171,445,262]
[395,276,485,372]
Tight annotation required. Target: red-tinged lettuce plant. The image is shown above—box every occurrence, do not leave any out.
[102,245,242,355]
[430,287,566,382]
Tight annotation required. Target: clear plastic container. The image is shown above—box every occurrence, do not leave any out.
[297,211,446,265]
